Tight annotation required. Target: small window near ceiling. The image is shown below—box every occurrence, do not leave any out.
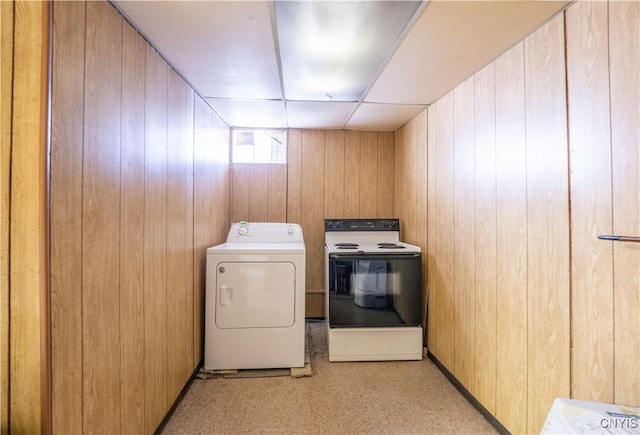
[231,128,287,164]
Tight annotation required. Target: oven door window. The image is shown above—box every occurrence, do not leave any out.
[328,253,422,328]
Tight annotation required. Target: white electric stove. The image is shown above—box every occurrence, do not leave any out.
[324,218,423,362]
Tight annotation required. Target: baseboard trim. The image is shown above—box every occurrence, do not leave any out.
[154,363,202,434]
[427,351,510,435]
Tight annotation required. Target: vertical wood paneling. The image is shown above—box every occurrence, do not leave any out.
[230,167,286,223]
[453,76,476,392]
[249,164,269,221]
[412,116,427,242]
[400,2,639,433]
[395,120,420,317]
[524,15,570,433]
[426,108,437,352]
[566,0,614,403]
[301,130,325,290]
[401,125,417,240]
[231,164,250,222]
[192,97,206,373]
[0,2,12,430]
[495,42,528,435]
[212,113,230,243]
[82,3,122,432]
[50,4,230,432]
[359,132,378,217]
[268,164,287,222]
[609,0,640,407]
[377,132,395,218]
[119,21,145,435]
[9,2,49,432]
[344,131,361,218]
[433,92,456,370]
[401,124,409,229]
[184,87,196,374]
[193,96,211,368]
[402,124,414,235]
[143,44,168,433]
[286,129,302,224]
[197,105,230,362]
[192,97,229,369]
[393,127,402,230]
[166,69,188,404]
[50,1,84,432]
[324,130,345,218]
[405,116,427,334]
[474,63,497,413]
[393,128,404,226]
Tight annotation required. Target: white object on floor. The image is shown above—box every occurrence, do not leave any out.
[541,398,640,434]
[204,222,306,370]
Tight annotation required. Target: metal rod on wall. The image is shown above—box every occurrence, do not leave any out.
[597,235,640,243]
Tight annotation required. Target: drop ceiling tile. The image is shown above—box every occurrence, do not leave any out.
[113,1,282,100]
[275,1,421,102]
[207,99,286,129]
[286,101,357,129]
[113,0,571,131]
[365,0,570,105]
[346,103,426,132]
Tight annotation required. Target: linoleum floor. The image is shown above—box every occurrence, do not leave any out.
[160,320,498,435]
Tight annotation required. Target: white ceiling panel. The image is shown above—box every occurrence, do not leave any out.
[206,99,286,129]
[114,1,282,100]
[112,0,572,131]
[346,103,426,132]
[365,0,570,105]
[286,101,357,129]
[274,1,421,102]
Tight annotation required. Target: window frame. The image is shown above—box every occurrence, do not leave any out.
[230,127,288,165]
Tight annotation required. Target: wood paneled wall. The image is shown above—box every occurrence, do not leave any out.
[231,164,287,223]
[567,0,640,407]
[2,1,50,432]
[494,40,528,431]
[524,16,571,430]
[291,129,394,293]
[193,95,230,370]
[50,2,230,433]
[394,112,428,338]
[230,129,395,312]
[607,1,640,407]
[396,2,640,433]
[0,2,13,431]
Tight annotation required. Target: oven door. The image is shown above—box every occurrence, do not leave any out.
[327,252,422,328]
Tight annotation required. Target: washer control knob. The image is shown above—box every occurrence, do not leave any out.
[287,228,294,235]
[238,225,249,236]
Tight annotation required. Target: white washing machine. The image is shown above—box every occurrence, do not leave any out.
[204,222,306,370]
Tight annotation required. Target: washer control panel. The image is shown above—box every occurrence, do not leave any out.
[227,222,304,243]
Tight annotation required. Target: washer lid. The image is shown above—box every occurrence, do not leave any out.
[207,242,306,255]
